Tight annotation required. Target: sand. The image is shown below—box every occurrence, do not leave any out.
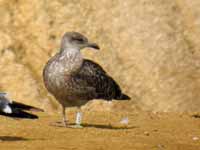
[1,0,200,112]
[0,110,199,150]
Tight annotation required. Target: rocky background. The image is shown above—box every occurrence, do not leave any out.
[0,0,200,113]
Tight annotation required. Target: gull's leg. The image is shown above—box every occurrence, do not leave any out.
[73,107,83,128]
[62,105,67,127]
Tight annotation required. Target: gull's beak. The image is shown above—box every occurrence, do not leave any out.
[86,42,100,50]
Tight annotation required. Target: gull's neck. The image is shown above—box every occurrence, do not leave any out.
[60,47,80,58]
[58,47,83,74]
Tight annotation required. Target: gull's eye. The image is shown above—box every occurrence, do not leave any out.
[75,38,84,42]
[71,37,85,43]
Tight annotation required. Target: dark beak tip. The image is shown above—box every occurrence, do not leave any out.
[94,45,100,50]
[88,43,100,50]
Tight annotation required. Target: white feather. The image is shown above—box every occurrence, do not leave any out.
[3,105,12,114]
[120,117,129,125]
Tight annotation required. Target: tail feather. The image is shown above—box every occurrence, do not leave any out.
[115,93,131,100]
[0,101,43,119]
[11,101,44,112]
[0,110,38,119]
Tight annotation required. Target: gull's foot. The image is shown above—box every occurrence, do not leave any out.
[69,124,83,128]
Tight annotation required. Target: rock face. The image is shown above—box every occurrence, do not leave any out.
[0,0,200,112]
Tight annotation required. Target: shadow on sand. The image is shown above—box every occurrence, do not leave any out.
[0,136,29,142]
[51,122,137,130]
[79,123,137,130]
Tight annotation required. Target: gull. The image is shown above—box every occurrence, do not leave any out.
[43,32,130,127]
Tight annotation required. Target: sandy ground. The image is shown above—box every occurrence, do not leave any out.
[0,110,199,150]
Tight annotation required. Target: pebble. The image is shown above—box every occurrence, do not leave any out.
[120,117,129,125]
[192,136,199,141]
[144,131,150,136]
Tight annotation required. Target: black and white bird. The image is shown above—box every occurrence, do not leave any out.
[0,93,43,119]
[43,32,130,127]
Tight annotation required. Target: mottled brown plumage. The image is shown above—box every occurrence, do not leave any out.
[43,32,130,127]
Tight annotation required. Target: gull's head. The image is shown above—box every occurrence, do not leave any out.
[60,32,100,51]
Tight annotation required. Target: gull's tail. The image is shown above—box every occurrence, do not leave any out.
[10,101,44,112]
[0,101,43,119]
[115,93,131,100]
[0,110,38,119]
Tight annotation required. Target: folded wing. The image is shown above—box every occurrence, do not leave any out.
[71,59,130,100]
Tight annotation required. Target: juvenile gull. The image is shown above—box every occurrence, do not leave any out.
[0,93,43,119]
[43,32,130,127]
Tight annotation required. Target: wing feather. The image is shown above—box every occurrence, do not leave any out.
[72,59,122,100]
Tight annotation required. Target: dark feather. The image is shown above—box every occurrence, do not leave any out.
[72,59,130,100]
[10,101,44,112]
[0,96,42,119]
[0,110,38,119]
